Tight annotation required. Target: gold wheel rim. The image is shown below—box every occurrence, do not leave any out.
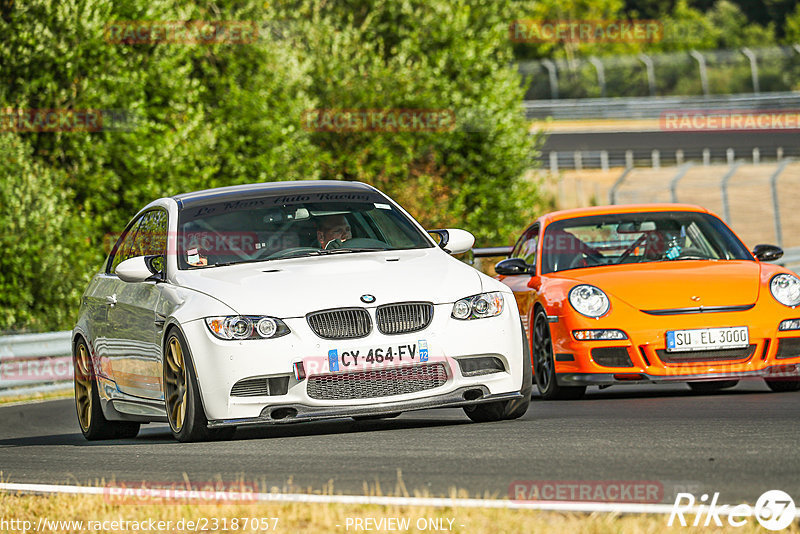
[74,344,93,432]
[164,337,187,432]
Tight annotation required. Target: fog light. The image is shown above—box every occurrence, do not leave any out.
[779,319,800,331]
[573,329,627,340]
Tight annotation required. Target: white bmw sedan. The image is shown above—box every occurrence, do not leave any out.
[72,181,531,441]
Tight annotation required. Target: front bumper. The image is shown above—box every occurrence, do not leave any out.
[207,387,522,428]
[558,363,800,386]
[549,301,800,383]
[183,302,525,421]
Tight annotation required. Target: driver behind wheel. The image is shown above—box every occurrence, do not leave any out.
[316,214,352,248]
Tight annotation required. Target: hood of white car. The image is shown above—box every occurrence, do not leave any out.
[172,248,485,317]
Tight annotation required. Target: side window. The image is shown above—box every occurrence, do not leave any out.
[137,210,168,272]
[512,225,539,266]
[107,210,168,274]
[108,215,146,274]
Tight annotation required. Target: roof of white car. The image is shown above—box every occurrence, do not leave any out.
[172,180,380,209]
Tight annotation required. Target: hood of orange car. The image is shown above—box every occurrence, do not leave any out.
[559,260,761,311]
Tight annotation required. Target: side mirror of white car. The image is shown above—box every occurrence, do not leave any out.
[428,228,475,255]
[116,256,163,283]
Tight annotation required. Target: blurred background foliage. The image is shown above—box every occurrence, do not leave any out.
[1,0,797,331]
[0,0,544,331]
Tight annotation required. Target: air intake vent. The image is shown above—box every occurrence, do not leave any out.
[591,347,634,368]
[230,375,290,397]
[776,338,800,360]
[656,345,756,364]
[307,363,447,400]
[307,308,372,340]
[376,302,434,335]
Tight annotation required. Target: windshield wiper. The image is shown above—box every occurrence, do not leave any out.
[315,247,389,255]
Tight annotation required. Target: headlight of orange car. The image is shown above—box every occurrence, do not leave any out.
[568,284,610,318]
[770,274,800,307]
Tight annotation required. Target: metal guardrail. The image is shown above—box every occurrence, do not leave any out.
[0,331,72,397]
[524,91,800,120]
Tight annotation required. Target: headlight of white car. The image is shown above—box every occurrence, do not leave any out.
[205,316,290,340]
[451,292,505,320]
[568,284,610,318]
[770,274,800,307]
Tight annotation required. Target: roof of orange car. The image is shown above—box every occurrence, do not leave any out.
[539,203,710,224]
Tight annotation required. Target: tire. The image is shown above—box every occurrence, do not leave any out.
[463,319,533,423]
[532,308,585,400]
[163,328,236,442]
[687,380,739,392]
[764,378,800,392]
[73,338,140,440]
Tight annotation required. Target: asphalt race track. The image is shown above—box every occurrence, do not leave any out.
[1,381,798,504]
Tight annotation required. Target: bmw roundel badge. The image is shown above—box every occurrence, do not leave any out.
[360,294,376,304]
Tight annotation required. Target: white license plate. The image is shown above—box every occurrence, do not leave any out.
[327,340,430,372]
[666,326,749,352]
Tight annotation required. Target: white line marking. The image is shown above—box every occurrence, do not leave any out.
[5,482,798,517]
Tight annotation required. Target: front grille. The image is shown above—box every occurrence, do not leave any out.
[592,347,634,367]
[307,308,372,339]
[376,302,433,335]
[656,344,756,364]
[230,376,290,397]
[306,363,447,400]
[776,338,800,359]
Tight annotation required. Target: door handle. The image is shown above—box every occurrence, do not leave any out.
[155,314,166,328]
[106,294,117,306]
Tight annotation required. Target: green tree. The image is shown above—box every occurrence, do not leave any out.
[278,0,546,246]
[0,134,93,332]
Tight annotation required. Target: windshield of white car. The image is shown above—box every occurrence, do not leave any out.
[541,211,752,274]
[176,197,432,269]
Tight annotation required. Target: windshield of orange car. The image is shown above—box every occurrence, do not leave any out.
[177,197,432,269]
[541,211,752,274]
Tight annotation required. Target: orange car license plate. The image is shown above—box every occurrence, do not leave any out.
[666,326,749,352]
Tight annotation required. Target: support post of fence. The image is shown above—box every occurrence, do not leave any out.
[652,149,660,169]
[703,148,711,166]
[721,162,742,224]
[771,159,792,248]
[600,151,609,172]
[727,148,735,166]
[589,57,606,98]
[609,166,634,205]
[626,150,634,169]
[549,151,559,173]
[741,47,760,94]
[541,59,559,100]
[753,147,760,165]
[670,163,693,203]
[574,151,583,171]
[689,50,710,97]
[638,54,656,97]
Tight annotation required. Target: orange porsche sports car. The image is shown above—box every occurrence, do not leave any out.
[496,204,800,399]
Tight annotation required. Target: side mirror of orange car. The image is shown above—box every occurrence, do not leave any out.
[495,258,534,276]
[752,244,783,262]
